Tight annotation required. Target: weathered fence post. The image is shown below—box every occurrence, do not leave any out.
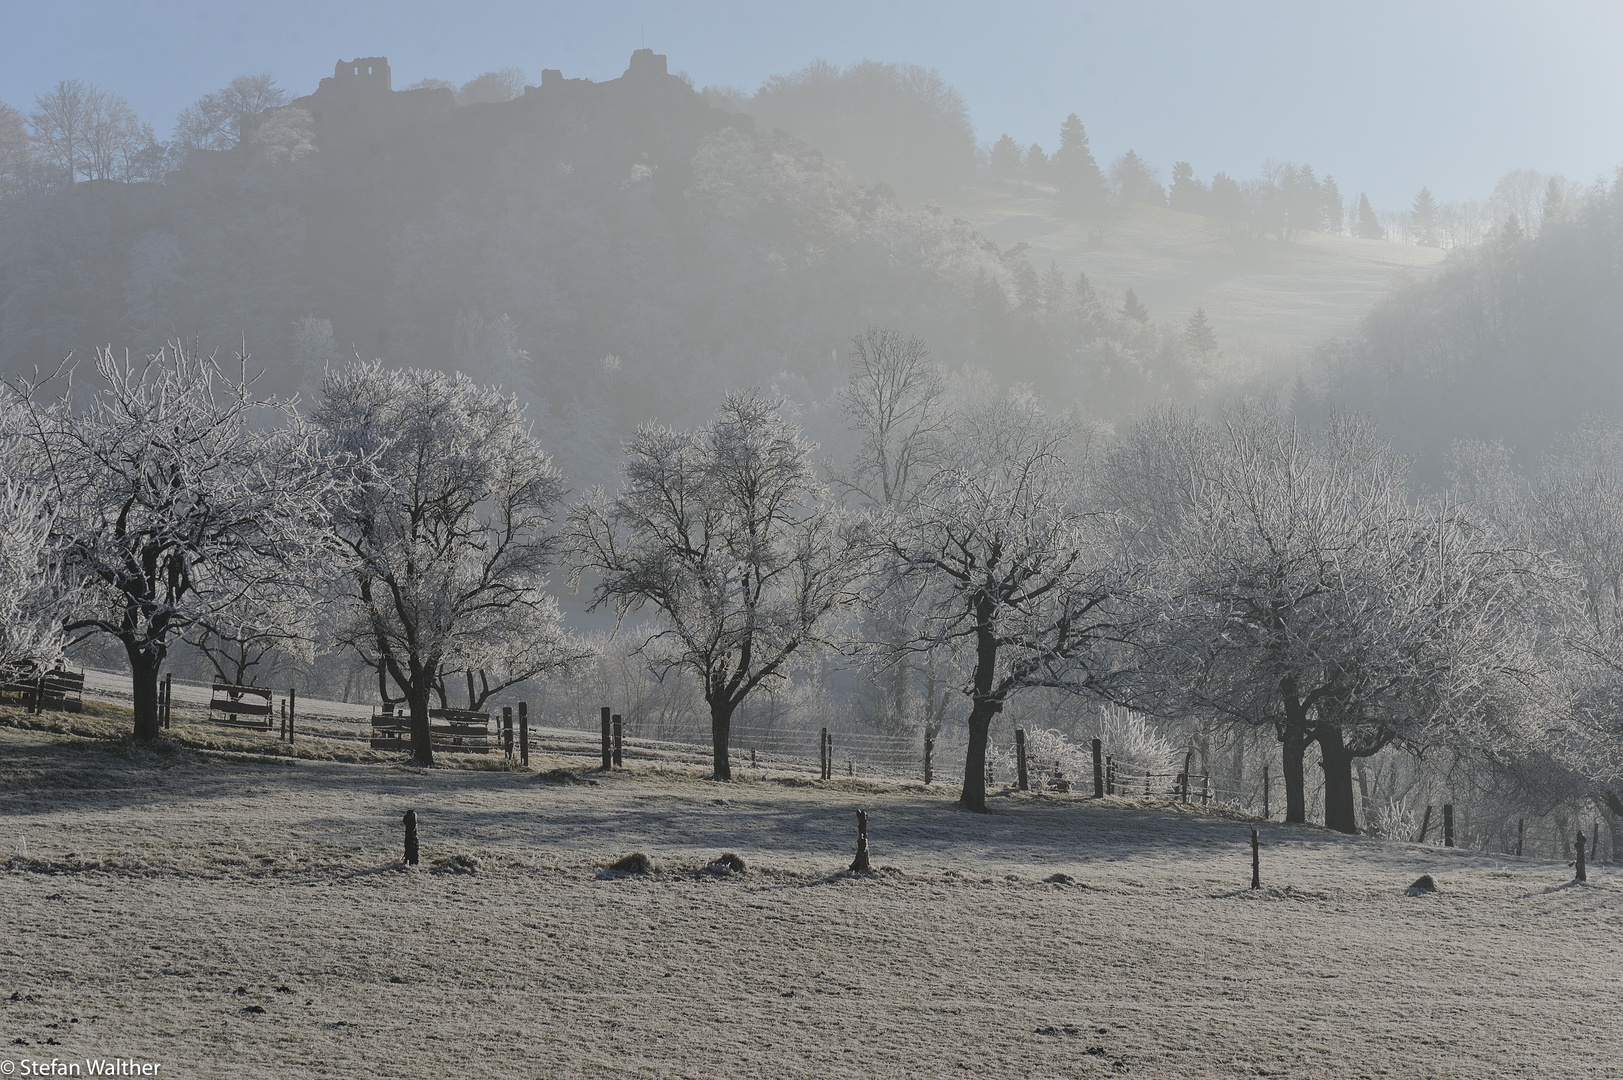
[1442,804,1455,848]
[820,727,828,780]
[1251,827,1261,890]
[1143,770,1151,797]
[280,699,288,741]
[1183,751,1194,802]
[503,707,514,760]
[1016,729,1029,791]
[611,713,623,768]
[1262,763,1270,819]
[164,673,174,729]
[1092,738,1103,798]
[1417,805,1432,843]
[1516,818,1524,857]
[403,810,419,866]
[518,702,529,766]
[1576,830,1587,882]
[850,809,871,872]
[287,686,295,744]
[924,729,934,785]
[1105,755,1115,796]
[1177,772,1187,803]
[1202,773,1211,807]
[599,706,612,771]
[848,758,853,777]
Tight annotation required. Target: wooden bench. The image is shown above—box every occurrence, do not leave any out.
[1,666,85,713]
[209,681,274,731]
[371,707,492,753]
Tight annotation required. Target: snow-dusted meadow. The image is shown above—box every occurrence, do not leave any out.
[2,716,1616,1079]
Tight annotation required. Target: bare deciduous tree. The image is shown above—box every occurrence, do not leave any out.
[884,389,1133,812]
[2,344,334,738]
[566,391,865,780]
[175,74,289,152]
[315,362,579,767]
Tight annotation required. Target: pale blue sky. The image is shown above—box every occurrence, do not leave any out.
[3,0,1621,208]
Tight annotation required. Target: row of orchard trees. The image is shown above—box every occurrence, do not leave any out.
[3,335,1620,825]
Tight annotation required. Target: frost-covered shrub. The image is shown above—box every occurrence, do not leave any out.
[1093,705,1180,782]
[1367,798,1417,841]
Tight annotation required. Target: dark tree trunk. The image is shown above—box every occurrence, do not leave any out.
[126,638,164,741]
[709,698,733,781]
[1277,676,1313,824]
[1281,727,1310,824]
[405,683,434,768]
[959,598,1002,813]
[959,700,999,812]
[1317,726,1359,834]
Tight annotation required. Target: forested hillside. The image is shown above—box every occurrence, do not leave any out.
[1324,175,1623,470]
[0,52,1195,487]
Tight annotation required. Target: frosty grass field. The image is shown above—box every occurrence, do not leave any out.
[2,706,1618,1079]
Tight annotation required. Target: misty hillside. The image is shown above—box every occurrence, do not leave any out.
[0,51,1208,484]
[1312,176,1623,470]
[950,187,1446,361]
[0,49,1470,488]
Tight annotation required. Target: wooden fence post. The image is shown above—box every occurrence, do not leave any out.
[1251,827,1260,890]
[1516,818,1524,857]
[1576,830,1587,882]
[1105,756,1115,796]
[1177,772,1187,803]
[611,713,623,768]
[280,699,287,740]
[503,707,514,760]
[850,809,871,872]
[518,702,528,766]
[1442,804,1455,848]
[1092,738,1103,798]
[1016,728,1028,791]
[164,673,174,729]
[1202,773,1211,807]
[288,686,295,744]
[600,707,612,771]
[1262,763,1270,820]
[924,729,934,786]
[1417,805,1432,843]
[1183,751,1194,803]
[403,810,419,866]
[1143,770,1151,797]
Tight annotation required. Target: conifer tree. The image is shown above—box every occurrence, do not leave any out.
[1121,288,1150,324]
[1321,175,1345,234]
[1169,161,1206,213]
[1052,113,1108,214]
[1185,307,1217,355]
[1355,193,1384,239]
[1411,187,1439,246]
[988,133,1022,179]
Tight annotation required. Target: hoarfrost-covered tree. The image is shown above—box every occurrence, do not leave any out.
[566,391,866,780]
[0,478,66,672]
[884,389,1134,812]
[315,362,579,767]
[1112,404,1543,832]
[2,344,334,738]
[837,328,952,734]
